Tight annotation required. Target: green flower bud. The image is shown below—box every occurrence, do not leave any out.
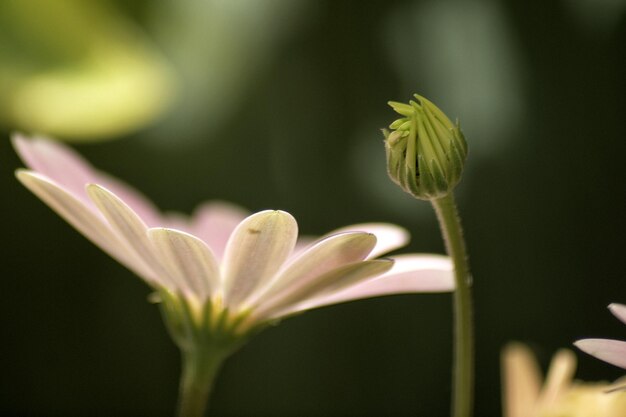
[385,94,467,200]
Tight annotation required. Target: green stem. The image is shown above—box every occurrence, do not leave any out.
[431,194,473,417]
[177,348,225,417]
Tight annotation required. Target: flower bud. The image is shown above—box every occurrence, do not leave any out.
[385,94,467,200]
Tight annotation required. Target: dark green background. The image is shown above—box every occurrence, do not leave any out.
[2,1,625,416]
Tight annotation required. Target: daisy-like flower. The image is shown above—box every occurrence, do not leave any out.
[575,303,626,370]
[13,134,454,416]
[502,343,626,417]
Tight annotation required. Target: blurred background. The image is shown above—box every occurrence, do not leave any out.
[1,0,625,416]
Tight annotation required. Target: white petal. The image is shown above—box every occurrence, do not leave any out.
[609,303,626,325]
[15,170,156,282]
[325,223,410,258]
[285,254,454,313]
[259,259,394,320]
[86,184,174,289]
[222,210,298,308]
[250,232,377,307]
[575,339,626,369]
[148,228,220,301]
[187,201,250,260]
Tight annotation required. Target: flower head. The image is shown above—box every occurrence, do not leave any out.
[13,134,454,351]
[575,303,626,370]
[385,94,467,200]
[502,343,626,417]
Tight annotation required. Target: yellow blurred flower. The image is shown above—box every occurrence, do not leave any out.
[502,343,626,417]
[0,0,176,140]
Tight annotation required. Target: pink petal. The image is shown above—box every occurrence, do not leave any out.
[15,170,156,282]
[609,303,626,326]
[186,201,250,260]
[377,254,454,291]
[575,339,626,369]
[13,134,97,207]
[259,260,394,321]
[284,254,454,314]
[13,134,163,227]
[324,223,410,258]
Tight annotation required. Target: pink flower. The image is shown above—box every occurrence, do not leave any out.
[575,304,626,369]
[13,134,454,333]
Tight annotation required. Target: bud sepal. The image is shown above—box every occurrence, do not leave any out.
[385,94,467,200]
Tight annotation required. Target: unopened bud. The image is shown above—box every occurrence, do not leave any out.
[385,94,467,200]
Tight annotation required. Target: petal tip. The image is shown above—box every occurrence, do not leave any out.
[148,226,200,241]
[245,209,298,232]
[11,132,56,157]
[15,168,32,180]
[574,338,604,354]
[147,226,169,236]
[608,303,626,324]
[85,183,109,197]
[11,132,31,159]
[273,209,296,221]
[10,131,27,146]
[14,169,47,186]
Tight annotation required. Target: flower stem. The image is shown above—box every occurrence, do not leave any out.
[431,194,473,417]
[177,348,225,417]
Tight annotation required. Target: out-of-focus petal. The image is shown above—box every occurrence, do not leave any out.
[13,134,97,206]
[285,254,453,313]
[501,343,542,417]
[251,232,377,307]
[609,304,626,325]
[187,201,249,260]
[575,339,626,370]
[259,260,394,321]
[222,210,298,308]
[537,349,576,407]
[326,223,410,258]
[13,133,164,226]
[149,228,220,302]
[15,170,155,281]
[86,184,173,289]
